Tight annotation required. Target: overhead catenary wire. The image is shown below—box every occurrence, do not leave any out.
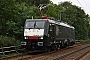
[76,0,88,14]
[76,0,90,15]
[82,0,90,8]
[76,0,84,9]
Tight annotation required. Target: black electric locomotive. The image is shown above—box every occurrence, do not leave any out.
[21,18,75,52]
[21,4,75,52]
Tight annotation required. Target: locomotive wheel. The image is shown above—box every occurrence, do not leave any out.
[55,44,60,50]
[50,44,55,50]
[58,45,61,49]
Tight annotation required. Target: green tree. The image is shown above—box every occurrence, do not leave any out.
[18,0,50,6]
[0,0,41,39]
[59,2,89,40]
[0,0,90,41]
[46,1,90,40]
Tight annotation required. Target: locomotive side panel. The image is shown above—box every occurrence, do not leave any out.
[55,25,73,40]
[55,24,75,46]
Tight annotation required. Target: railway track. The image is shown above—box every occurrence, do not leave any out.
[49,43,90,60]
[31,42,90,60]
[0,41,90,60]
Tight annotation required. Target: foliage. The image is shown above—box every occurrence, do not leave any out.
[0,0,41,40]
[0,0,90,48]
[19,0,50,6]
[59,2,90,40]
[0,35,20,47]
[46,1,90,40]
[46,4,58,19]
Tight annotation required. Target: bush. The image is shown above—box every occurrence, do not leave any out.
[0,35,21,47]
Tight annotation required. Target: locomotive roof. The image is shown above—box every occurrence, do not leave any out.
[26,19,49,21]
[26,19,75,29]
[48,20,75,29]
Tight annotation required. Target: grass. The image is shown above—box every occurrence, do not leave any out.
[0,35,21,47]
[0,53,18,58]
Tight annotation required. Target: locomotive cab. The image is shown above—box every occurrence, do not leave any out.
[21,19,50,52]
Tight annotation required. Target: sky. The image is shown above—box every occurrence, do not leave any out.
[51,0,90,16]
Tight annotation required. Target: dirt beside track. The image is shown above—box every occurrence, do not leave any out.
[80,51,90,60]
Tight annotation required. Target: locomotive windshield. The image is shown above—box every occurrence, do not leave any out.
[25,21,45,28]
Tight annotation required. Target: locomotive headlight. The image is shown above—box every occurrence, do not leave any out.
[25,37,28,39]
[40,37,43,39]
